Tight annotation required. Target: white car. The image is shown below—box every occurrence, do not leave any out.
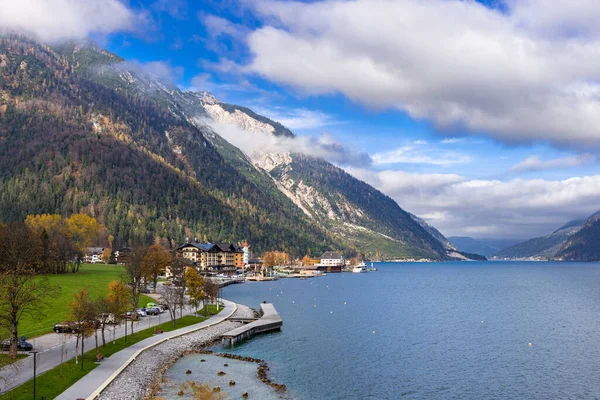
[136,309,147,317]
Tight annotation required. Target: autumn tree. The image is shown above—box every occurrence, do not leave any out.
[69,288,97,370]
[274,251,290,266]
[25,213,64,237]
[106,280,130,343]
[101,248,112,264]
[142,244,171,291]
[263,252,276,268]
[185,268,206,314]
[65,213,104,251]
[0,223,57,357]
[203,280,219,308]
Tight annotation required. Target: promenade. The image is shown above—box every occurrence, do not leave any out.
[0,305,197,394]
[56,300,237,400]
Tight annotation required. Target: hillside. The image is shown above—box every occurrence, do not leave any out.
[0,35,336,255]
[493,217,591,260]
[195,93,454,260]
[555,214,600,261]
[0,35,468,260]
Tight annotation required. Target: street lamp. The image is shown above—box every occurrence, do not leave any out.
[29,350,39,400]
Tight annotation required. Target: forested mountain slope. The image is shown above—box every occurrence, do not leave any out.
[0,35,335,255]
[555,214,600,261]
[0,35,467,260]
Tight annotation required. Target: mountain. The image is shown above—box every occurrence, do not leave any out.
[555,214,600,261]
[196,94,449,260]
[448,237,502,257]
[0,35,462,260]
[0,35,335,255]
[492,216,594,260]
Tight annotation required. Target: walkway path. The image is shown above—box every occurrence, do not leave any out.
[0,303,200,394]
[56,300,237,400]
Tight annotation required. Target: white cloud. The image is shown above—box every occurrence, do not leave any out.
[511,153,597,172]
[203,119,372,167]
[252,106,340,130]
[201,14,247,40]
[372,144,471,166]
[240,0,600,147]
[0,0,138,42]
[133,61,184,84]
[440,138,465,144]
[345,167,600,239]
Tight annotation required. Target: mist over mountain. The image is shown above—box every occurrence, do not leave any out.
[0,35,474,260]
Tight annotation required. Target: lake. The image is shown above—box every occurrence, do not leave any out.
[200,262,600,398]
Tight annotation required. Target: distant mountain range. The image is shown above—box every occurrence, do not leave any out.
[0,35,480,260]
[492,211,600,261]
[448,237,506,257]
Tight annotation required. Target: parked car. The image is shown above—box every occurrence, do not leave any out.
[145,307,160,316]
[136,309,147,317]
[121,312,140,321]
[53,323,78,334]
[1,339,33,351]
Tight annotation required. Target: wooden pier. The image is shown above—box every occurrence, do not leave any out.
[221,303,282,346]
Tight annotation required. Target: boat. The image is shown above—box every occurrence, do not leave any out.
[352,262,368,273]
[368,262,378,271]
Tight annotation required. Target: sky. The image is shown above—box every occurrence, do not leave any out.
[4,0,600,240]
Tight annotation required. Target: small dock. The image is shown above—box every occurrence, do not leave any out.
[209,276,245,288]
[221,303,282,346]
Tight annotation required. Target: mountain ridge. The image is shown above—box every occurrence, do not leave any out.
[0,35,475,260]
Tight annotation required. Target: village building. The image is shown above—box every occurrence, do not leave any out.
[115,247,132,265]
[84,247,104,264]
[173,241,244,275]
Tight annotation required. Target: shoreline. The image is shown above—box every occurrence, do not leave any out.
[99,303,286,400]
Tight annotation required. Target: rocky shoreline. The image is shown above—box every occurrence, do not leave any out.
[99,304,285,400]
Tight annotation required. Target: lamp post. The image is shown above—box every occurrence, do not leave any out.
[30,350,39,400]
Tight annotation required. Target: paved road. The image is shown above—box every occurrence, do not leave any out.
[56,300,237,400]
[0,304,199,395]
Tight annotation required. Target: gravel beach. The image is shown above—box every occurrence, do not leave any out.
[99,304,256,400]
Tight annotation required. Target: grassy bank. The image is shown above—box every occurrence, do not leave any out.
[19,264,154,338]
[0,354,27,368]
[0,316,204,400]
[196,303,224,317]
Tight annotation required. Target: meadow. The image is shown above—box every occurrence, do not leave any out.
[18,264,154,338]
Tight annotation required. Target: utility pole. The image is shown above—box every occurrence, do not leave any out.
[30,350,39,400]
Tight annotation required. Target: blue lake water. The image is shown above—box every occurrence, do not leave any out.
[210,261,600,399]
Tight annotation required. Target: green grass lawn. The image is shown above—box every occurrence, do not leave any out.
[0,315,204,400]
[196,303,224,317]
[0,354,27,368]
[18,264,154,339]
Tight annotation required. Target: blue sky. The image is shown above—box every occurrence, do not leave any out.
[5,0,600,239]
[97,0,597,180]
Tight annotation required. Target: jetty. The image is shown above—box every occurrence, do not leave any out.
[222,303,282,346]
[209,276,245,288]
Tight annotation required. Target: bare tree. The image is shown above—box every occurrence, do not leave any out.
[95,296,111,349]
[124,247,147,336]
[169,258,192,320]
[159,284,184,328]
[0,223,57,357]
[69,288,97,370]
